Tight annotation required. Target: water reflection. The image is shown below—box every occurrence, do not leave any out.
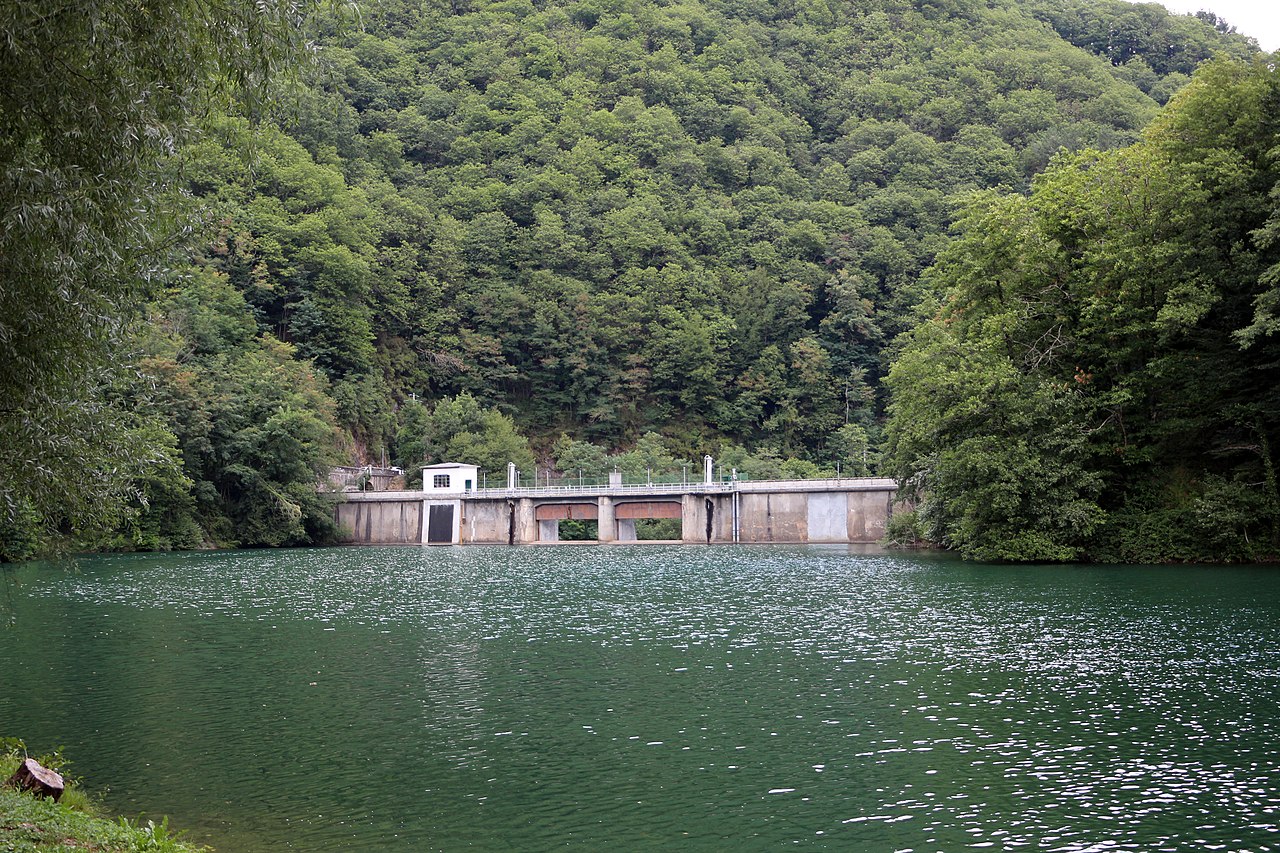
[1,547,1279,850]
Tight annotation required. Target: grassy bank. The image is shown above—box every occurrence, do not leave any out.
[1,745,205,852]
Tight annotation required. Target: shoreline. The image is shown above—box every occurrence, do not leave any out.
[1,747,206,853]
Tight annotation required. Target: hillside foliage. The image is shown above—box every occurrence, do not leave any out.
[886,58,1280,562]
[0,0,1267,557]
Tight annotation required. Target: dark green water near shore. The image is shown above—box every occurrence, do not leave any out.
[3,546,1280,851]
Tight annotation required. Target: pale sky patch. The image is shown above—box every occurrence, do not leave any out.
[1128,0,1280,51]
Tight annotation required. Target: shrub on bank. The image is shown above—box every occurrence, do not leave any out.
[1,741,205,852]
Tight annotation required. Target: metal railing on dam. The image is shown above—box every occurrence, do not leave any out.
[333,477,900,547]
[334,476,897,501]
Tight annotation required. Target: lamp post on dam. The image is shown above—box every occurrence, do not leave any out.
[333,459,899,547]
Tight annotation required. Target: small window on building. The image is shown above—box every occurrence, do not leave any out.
[433,474,450,489]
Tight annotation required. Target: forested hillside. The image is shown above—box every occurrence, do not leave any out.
[225,0,1250,457]
[98,0,1267,550]
[886,57,1280,563]
[0,0,1265,556]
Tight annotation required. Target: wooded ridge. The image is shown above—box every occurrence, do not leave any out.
[0,0,1272,561]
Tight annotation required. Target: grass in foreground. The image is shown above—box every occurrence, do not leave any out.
[1,745,206,852]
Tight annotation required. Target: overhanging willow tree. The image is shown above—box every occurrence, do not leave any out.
[0,1,343,558]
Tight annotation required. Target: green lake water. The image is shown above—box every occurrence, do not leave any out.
[2,546,1279,851]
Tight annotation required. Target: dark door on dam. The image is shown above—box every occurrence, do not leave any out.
[427,505,454,544]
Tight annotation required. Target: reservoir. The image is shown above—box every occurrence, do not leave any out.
[2,546,1279,851]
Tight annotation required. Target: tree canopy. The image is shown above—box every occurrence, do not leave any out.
[0,0,337,556]
[1,0,1268,559]
[163,0,1253,465]
[885,58,1280,562]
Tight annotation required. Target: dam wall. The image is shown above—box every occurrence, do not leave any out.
[335,478,898,546]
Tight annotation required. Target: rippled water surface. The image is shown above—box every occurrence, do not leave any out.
[3,546,1280,851]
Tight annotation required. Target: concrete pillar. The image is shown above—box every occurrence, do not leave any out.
[538,519,560,542]
[598,496,616,543]
[617,518,637,541]
[681,494,702,543]
[847,491,892,543]
[807,493,848,543]
[515,498,536,544]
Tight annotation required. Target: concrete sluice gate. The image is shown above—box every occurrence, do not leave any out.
[334,479,898,546]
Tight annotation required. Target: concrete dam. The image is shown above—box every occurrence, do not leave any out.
[334,468,898,546]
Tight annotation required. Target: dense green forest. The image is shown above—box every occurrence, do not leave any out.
[1,0,1273,559]
[887,58,1280,562]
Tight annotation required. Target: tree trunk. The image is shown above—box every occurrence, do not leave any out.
[6,758,64,802]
